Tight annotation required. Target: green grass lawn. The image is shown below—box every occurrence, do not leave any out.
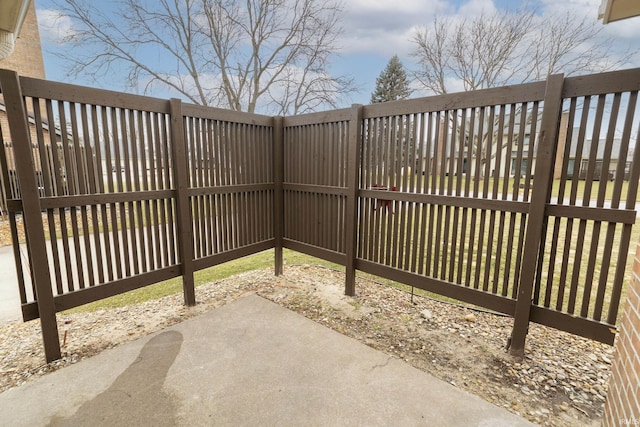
[66,246,451,314]
[68,214,640,325]
[65,249,339,313]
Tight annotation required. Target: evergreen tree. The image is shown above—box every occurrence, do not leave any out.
[370,55,412,104]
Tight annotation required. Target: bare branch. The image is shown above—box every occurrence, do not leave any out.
[411,17,450,95]
[411,7,634,95]
[52,0,355,113]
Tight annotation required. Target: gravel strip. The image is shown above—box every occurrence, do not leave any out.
[0,265,611,426]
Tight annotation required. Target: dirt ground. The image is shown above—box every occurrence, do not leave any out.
[0,215,16,247]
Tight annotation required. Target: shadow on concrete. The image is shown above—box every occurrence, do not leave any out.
[49,331,183,427]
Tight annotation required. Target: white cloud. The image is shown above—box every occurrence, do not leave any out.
[37,9,79,44]
[540,0,599,13]
[338,26,418,57]
[338,0,639,59]
[338,0,451,56]
[456,0,498,17]
[346,0,442,14]
[337,0,505,56]
[604,18,640,39]
[539,0,640,37]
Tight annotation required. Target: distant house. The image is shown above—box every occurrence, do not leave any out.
[564,131,633,181]
[429,109,542,179]
[0,98,72,214]
[428,111,635,181]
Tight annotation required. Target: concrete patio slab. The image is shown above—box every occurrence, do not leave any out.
[0,294,534,426]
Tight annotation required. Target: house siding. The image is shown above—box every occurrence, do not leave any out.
[0,1,46,80]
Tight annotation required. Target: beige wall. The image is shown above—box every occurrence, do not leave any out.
[0,1,46,79]
[0,0,47,145]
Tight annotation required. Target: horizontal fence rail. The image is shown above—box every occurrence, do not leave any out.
[1,67,639,362]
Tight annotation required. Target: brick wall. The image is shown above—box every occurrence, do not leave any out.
[0,0,47,144]
[603,243,640,426]
[0,1,46,79]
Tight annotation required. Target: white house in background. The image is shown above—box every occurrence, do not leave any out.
[565,132,633,181]
[430,110,635,181]
[430,108,544,179]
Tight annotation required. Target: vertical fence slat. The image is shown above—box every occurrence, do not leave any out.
[142,111,156,270]
[74,105,94,287]
[345,105,363,296]
[88,105,107,284]
[169,99,195,306]
[130,111,142,270]
[150,112,161,267]
[0,69,61,362]
[273,117,284,275]
[509,73,565,356]
[115,108,131,277]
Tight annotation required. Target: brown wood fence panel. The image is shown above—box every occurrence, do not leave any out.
[2,67,640,362]
[182,105,275,271]
[0,72,275,360]
[357,85,547,318]
[530,69,640,343]
[282,111,350,262]
[277,70,640,351]
[3,82,184,322]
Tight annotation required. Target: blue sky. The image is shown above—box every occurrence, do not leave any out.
[34,0,640,109]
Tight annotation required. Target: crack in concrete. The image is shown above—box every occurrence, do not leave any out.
[370,355,393,372]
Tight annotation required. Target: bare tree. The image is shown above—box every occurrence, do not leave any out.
[411,8,636,95]
[526,11,636,82]
[412,8,637,179]
[52,0,355,114]
[412,17,450,95]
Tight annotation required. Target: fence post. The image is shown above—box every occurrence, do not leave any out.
[0,69,61,362]
[273,116,284,276]
[345,104,363,296]
[509,74,565,356]
[0,144,7,218]
[169,98,195,306]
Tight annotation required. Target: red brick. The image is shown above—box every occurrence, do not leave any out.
[634,259,640,278]
[605,248,640,426]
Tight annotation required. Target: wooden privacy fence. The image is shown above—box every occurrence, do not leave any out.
[1,67,639,362]
[0,70,275,361]
[281,69,640,355]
